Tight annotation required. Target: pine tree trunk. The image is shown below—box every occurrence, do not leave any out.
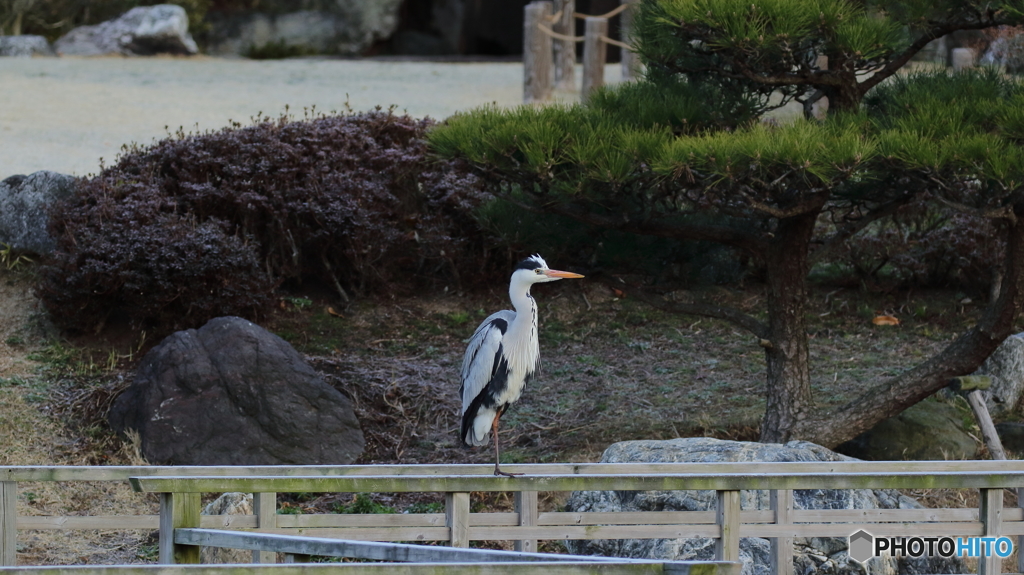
[758,213,818,443]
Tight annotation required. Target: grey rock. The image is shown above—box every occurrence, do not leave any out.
[0,171,75,254]
[835,398,978,461]
[200,493,253,563]
[204,0,401,57]
[55,4,198,56]
[981,33,1024,74]
[0,35,55,57]
[975,333,1024,417]
[565,437,963,575]
[109,316,364,465]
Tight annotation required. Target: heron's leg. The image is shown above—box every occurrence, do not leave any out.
[492,411,522,477]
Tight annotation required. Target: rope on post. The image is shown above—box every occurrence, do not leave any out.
[537,23,584,43]
[574,3,630,20]
[599,35,633,51]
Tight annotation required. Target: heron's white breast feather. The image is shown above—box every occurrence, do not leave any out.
[460,310,516,415]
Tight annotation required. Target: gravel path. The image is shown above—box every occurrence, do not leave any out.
[0,56,622,181]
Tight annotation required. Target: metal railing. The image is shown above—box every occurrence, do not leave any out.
[5,461,1024,574]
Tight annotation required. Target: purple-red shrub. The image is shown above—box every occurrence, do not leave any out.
[37,110,493,334]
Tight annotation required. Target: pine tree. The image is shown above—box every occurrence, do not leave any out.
[430,1,1024,446]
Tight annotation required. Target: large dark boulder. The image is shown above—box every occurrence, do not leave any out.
[109,316,364,465]
[565,437,964,575]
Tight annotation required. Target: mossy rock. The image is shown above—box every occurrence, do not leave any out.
[836,399,979,460]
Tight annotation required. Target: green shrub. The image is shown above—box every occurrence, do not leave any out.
[37,109,493,335]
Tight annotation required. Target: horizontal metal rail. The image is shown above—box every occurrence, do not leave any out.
[0,563,728,575]
[10,460,1024,481]
[130,470,1024,493]
[174,528,720,567]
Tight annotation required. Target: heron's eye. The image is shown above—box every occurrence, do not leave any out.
[535,269,543,274]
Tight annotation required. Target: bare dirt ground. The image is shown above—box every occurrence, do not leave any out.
[0,269,157,564]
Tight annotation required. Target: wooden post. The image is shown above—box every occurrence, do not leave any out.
[715,490,741,563]
[951,376,1008,460]
[967,391,1008,460]
[770,489,793,575]
[552,0,576,91]
[980,488,1003,575]
[253,492,277,564]
[158,492,201,564]
[514,491,538,553]
[1,481,15,566]
[524,1,554,103]
[582,16,608,101]
[619,0,639,80]
[445,492,470,548]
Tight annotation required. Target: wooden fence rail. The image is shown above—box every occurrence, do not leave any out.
[6,461,1024,573]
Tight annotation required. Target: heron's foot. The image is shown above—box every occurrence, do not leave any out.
[494,465,523,477]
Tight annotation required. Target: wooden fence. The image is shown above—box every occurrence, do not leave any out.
[5,461,1024,573]
[524,0,638,103]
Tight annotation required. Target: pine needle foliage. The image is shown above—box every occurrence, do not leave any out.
[634,0,1024,114]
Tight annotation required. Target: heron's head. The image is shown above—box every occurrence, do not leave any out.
[512,254,585,286]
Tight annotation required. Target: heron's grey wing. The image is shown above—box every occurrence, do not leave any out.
[460,310,515,415]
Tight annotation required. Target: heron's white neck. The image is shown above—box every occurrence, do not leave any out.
[505,276,540,374]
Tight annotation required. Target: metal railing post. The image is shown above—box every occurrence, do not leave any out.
[446,492,470,548]
[1,481,15,566]
[159,492,201,564]
[770,489,793,575]
[980,488,1004,575]
[514,490,538,553]
[253,492,277,563]
[716,489,741,563]
[716,487,741,560]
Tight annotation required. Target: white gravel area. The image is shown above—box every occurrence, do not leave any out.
[0,55,623,181]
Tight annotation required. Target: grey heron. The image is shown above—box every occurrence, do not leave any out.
[459,254,584,476]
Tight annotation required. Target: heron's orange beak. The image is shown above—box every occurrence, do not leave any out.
[544,269,585,279]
